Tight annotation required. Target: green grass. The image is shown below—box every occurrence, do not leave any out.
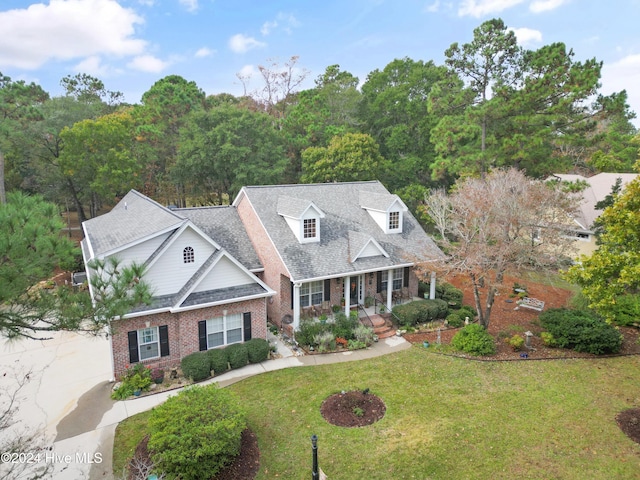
[114,348,640,479]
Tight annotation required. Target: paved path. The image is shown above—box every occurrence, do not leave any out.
[1,331,410,479]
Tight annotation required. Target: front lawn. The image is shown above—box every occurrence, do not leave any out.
[114,348,640,479]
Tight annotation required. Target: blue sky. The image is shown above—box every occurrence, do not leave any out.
[1,0,640,126]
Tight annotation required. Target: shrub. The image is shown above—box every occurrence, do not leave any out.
[508,334,525,351]
[458,305,477,320]
[112,363,153,399]
[540,331,556,347]
[353,324,375,346]
[245,338,270,363]
[451,324,496,356]
[297,318,327,347]
[393,299,449,327]
[331,312,359,340]
[446,312,464,328]
[150,368,164,384]
[610,294,640,327]
[539,308,623,355]
[148,385,247,480]
[181,352,211,382]
[348,339,367,350]
[207,348,230,375]
[226,343,249,369]
[435,282,463,308]
[314,331,336,352]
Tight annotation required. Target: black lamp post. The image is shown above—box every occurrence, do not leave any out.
[311,434,319,480]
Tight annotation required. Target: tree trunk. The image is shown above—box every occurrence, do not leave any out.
[66,178,87,224]
[470,273,486,327]
[0,150,5,204]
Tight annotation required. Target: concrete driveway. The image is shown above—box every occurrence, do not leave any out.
[0,331,113,479]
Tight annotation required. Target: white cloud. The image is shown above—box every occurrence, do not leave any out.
[529,0,568,13]
[260,13,300,36]
[127,54,170,72]
[0,0,146,69]
[261,20,278,36]
[195,47,215,58]
[458,0,525,17]
[238,64,257,79]
[228,34,266,53]
[601,54,640,126]
[509,27,543,47]
[424,0,440,13]
[178,0,198,13]
[73,55,110,76]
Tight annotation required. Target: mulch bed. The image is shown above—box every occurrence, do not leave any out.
[616,408,640,444]
[404,274,640,361]
[320,390,386,427]
[129,429,260,480]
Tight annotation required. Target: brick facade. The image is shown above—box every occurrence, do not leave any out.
[110,297,267,379]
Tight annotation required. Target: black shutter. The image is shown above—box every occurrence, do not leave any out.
[324,279,331,301]
[243,312,252,341]
[198,321,207,351]
[159,325,170,357]
[127,331,139,363]
[290,281,294,309]
[403,267,410,288]
[376,271,382,293]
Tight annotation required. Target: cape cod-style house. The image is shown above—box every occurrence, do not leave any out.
[81,191,275,379]
[82,181,444,378]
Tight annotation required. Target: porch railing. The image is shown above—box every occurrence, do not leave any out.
[357,304,375,329]
[374,294,402,326]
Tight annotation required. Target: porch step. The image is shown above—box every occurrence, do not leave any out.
[364,314,396,340]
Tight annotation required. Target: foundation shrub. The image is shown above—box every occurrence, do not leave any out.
[297,318,327,347]
[435,282,463,309]
[451,324,496,356]
[148,385,246,480]
[539,308,623,354]
[246,338,270,363]
[226,343,249,369]
[353,324,375,346]
[207,348,230,376]
[181,352,211,382]
[446,312,464,328]
[394,299,449,327]
[331,312,358,340]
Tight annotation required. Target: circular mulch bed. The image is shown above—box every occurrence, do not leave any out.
[129,429,259,480]
[616,408,640,444]
[320,390,386,427]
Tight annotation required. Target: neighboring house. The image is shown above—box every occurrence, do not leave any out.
[550,173,639,256]
[233,181,445,332]
[81,191,275,379]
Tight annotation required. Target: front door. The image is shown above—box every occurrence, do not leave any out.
[349,275,364,305]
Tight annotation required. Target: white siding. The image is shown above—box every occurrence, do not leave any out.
[367,209,387,232]
[116,232,172,264]
[359,241,383,258]
[193,256,254,292]
[146,227,216,296]
[284,216,301,242]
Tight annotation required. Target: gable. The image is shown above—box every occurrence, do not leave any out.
[193,256,255,292]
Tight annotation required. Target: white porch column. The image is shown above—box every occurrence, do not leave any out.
[386,269,393,312]
[344,275,350,317]
[429,271,436,300]
[293,283,301,330]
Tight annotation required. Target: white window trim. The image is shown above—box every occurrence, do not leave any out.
[381,269,404,291]
[183,246,195,263]
[300,280,324,307]
[138,326,160,361]
[206,313,243,349]
[387,210,402,233]
[301,217,320,243]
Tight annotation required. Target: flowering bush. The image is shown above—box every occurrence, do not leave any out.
[150,368,165,384]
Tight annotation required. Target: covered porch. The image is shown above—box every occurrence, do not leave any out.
[290,268,437,330]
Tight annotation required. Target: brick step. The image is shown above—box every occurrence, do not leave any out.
[362,314,396,339]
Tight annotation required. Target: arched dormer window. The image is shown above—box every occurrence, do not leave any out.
[183,246,195,264]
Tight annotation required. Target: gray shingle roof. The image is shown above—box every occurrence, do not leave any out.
[237,181,444,281]
[359,191,405,211]
[177,206,263,271]
[83,190,185,257]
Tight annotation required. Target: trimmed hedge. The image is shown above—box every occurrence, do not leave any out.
[451,324,496,356]
[458,304,477,320]
[393,299,449,327]
[419,281,463,309]
[246,338,270,363]
[446,312,464,328]
[539,308,623,354]
[148,385,246,480]
[207,348,230,376]
[225,343,249,369]
[181,352,211,382]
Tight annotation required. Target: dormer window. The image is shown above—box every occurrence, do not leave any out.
[277,196,325,244]
[303,218,317,239]
[183,246,194,263]
[389,211,400,230]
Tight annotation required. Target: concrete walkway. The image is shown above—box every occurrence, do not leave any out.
[1,332,410,479]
